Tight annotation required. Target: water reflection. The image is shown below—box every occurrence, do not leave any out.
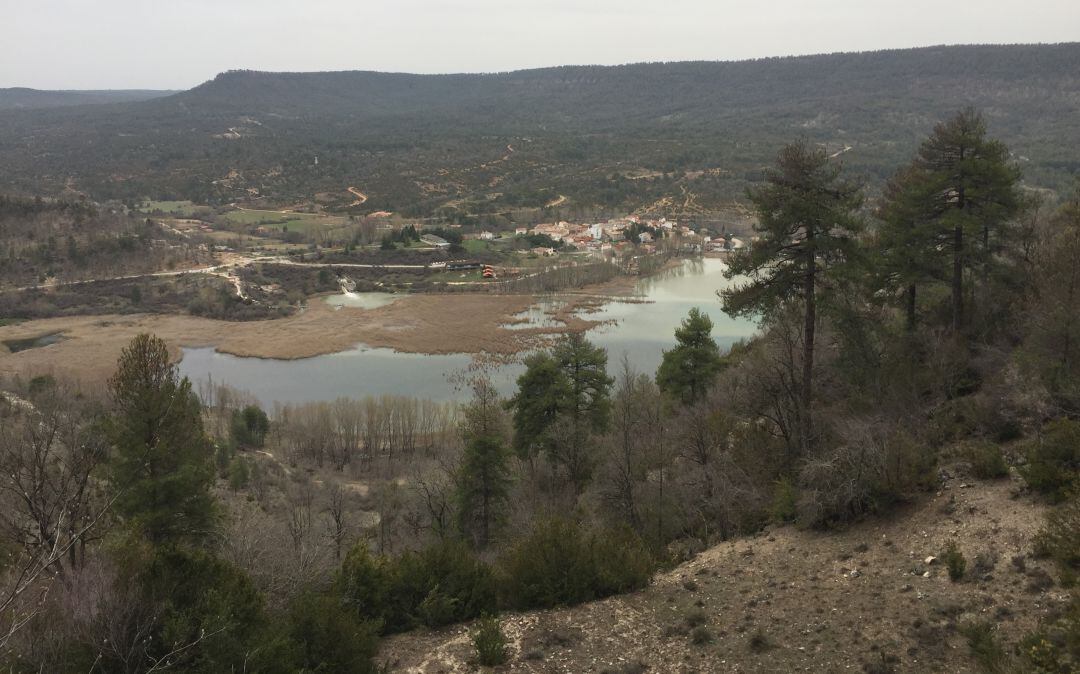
[178,257,757,406]
[325,292,400,310]
[500,301,568,330]
[586,258,756,376]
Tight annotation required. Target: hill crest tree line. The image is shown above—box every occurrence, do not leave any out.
[1,108,1079,672]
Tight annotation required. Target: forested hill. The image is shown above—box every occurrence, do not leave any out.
[175,44,1080,124]
[1,44,1078,216]
[0,88,175,110]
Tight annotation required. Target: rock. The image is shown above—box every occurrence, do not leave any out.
[849,569,861,579]
[925,556,937,565]
[923,571,932,578]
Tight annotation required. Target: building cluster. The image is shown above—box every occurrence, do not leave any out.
[521,216,739,256]
[401,216,744,257]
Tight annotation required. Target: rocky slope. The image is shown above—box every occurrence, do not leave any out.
[380,470,1063,672]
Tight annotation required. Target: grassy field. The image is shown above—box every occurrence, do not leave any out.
[462,239,492,254]
[222,209,346,232]
[138,200,200,216]
[427,269,482,282]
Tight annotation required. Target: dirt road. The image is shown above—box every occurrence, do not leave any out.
[347,187,368,207]
[2,253,442,295]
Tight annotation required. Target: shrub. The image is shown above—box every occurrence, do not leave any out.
[498,518,654,611]
[1021,419,1080,502]
[139,547,270,672]
[1033,491,1080,587]
[473,614,509,666]
[972,549,1000,577]
[590,526,655,597]
[943,542,967,582]
[231,405,270,448]
[690,625,713,645]
[338,539,497,634]
[498,517,595,610]
[1019,596,1080,673]
[337,543,395,629]
[964,441,1009,479]
[1019,492,1080,669]
[27,374,56,394]
[797,421,935,527]
[285,592,379,673]
[961,622,1008,673]
[398,540,499,629]
[684,608,708,628]
[228,456,251,491]
[748,629,772,653]
[770,477,798,523]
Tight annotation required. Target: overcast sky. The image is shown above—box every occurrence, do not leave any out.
[3,0,1078,90]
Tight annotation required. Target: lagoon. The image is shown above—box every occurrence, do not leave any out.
[177,258,757,406]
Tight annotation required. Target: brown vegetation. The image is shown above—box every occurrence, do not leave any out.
[380,476,1057,673]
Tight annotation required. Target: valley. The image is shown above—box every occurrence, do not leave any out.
[1,34,1079,674]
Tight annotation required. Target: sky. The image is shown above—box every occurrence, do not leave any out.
[3,0,1079,90]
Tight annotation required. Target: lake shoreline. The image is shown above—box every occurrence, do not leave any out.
[0,273,647,385]
[171,257,756,406]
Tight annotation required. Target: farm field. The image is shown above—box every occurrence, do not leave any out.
[137,200,201,216]
[221,209,347,232]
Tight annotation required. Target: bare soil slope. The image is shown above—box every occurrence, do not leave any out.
[381,473,1065,673]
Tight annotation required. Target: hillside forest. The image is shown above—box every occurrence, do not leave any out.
[1,44,1078,222]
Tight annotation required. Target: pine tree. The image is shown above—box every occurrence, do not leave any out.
[913,108,1021,332]
[107,333,216,545]
[876,165,944,331]
[656,307,723,403]
[551,332,613,437]
[510,352,566,459]
[456,378,512,549]
[722,140,863,455]
[510,333,613,488]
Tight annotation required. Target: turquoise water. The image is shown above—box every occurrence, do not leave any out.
[177,258,757,406]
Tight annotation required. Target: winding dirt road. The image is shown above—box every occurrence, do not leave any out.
[347,187,368,207]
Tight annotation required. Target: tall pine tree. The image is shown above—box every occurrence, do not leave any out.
[107,333,216,546]
[913,108,1021,332]
[456,377,512,549]
[510,333,613,488]
[722,140,863,455]
[876,165,945,331]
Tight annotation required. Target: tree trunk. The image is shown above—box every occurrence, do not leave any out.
[481,487,489,549]
[953,149,967,333]
[952,225,964,332]
[801,235,816,455]
[906,283,917,332]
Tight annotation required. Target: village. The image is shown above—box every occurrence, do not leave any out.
[415,215,743,259]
